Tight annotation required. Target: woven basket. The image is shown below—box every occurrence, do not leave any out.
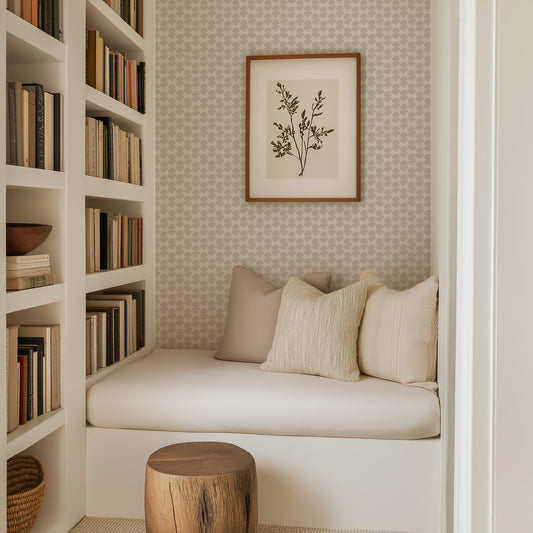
[7,455,46,533]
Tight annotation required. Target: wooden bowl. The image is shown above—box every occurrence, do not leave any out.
[6,224,53,256]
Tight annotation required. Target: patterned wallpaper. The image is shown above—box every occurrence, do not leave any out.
[155,0,431,349]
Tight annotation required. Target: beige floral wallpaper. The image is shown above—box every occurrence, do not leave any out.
[155,0,431,349]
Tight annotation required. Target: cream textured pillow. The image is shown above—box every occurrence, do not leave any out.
[358,270,439,385]
[260,277,368,382]
[215,266,331,363]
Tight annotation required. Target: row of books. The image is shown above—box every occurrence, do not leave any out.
[7,254,56,291]
[7,0,62,41]
[6,81,63,171]
[6,324,61,433]
[104,0,143,36]
[86,289,145,374]
[85,208,143,273]
[85,116,143,184]
[86,30,146,114]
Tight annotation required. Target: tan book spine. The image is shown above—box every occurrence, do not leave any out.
[6,273,55,291]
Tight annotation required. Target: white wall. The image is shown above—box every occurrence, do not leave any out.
[454,1,533,531]
[493,1,533,530]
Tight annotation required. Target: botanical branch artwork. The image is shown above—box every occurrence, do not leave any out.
[271,82,335,177]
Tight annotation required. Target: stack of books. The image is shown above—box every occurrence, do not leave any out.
[85,116,142,184]
[7,0,63,41]
[104,0,143,36]
[85,208,143,273]
[6,324,61,433]
[6,254,55,291]
[86,30,146,113]
[86,289,145,375]
[6,81,63,171]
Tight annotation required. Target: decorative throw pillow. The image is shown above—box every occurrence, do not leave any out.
[215,266,332,363]
[358,270,439,384]
[260,277,368,382]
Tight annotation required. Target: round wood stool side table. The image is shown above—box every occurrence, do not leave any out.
[145,441,258,533]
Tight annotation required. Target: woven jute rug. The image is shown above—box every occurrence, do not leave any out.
[70,516,408,533]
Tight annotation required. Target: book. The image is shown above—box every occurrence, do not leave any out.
[22,89,29,167]
[7,1,21,16]
[44,91,54,170]
[87,30,98,88]
[137,0,143,36]
[104,289,145,348]
[17,353,28,425]
[7,325,20,433]
[53,92,63,171]
[86,207,95,273]
[92,293,135,354]
[85,307,115,366]
[7,266,51,279]
[52,0,60,40]
[22,83,45,170]
[21,0,32,22]
[18,325,60,412]
[7,82,17,165]
[87,298,125,359]
[6,273,56,291]
[31,0,38,26]
[86,313,98,375]
[7,253,50,266]
[18,336,45,417]
[11,81,23,166]
[27,88,36,168]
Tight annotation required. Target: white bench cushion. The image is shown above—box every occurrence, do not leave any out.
[86,349,440,439]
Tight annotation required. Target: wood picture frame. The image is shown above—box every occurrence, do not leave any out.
[246,53,361,202]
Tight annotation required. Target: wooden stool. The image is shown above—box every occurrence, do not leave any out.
[145,441,258,533]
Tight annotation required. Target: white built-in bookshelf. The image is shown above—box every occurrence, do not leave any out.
[0,1,154,530]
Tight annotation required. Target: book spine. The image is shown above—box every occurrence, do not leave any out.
[22,89,29,167]
[87,31,97,89]
[7,83,17,165]
[35,84,45,169]
[44,92,53,170]
[52,0,59,39]
[53,93,63,171]
[15,82,23,166]
[31,0,38,26]
[21,0,32,22]
[17,355,27,425]
[6,273,56,290]
[27,90,36,168]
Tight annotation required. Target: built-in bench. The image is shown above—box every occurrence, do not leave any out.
[86,348,442,532]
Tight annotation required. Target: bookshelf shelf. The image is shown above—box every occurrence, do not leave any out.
[5,11,65,65]
[85,345,151,388]
[6,408,65,459]
[86,85,145,128]
[85,175,144,201]
[6,166,66,191]
[85,265,146,293]
[86,0,144,55]
[6,283,65,314]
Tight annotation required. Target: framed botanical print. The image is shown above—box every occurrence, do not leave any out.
[246,53,361,202]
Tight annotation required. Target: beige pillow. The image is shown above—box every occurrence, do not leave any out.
[215,266,331,363]
[358,270,439,384]
[260,277,367,382]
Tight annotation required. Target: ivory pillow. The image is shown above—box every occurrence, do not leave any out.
[215,266,331,363]
[260,277,367,382]
[358,270,439,384]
